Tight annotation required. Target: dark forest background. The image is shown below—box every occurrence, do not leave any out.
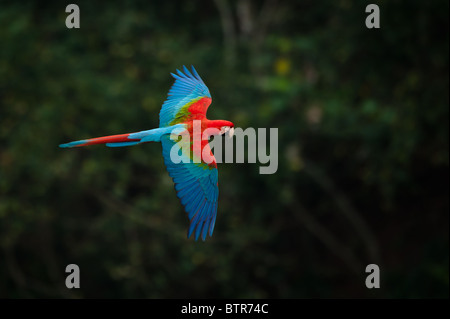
[0,0,448,298]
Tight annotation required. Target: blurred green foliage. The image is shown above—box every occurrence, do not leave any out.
[0,0,448,298]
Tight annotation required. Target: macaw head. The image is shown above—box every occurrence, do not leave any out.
[205,119,234,137]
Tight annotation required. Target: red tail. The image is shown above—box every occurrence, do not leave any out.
[59,133,139,148]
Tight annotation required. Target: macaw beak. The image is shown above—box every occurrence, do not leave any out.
[227,127,234,138]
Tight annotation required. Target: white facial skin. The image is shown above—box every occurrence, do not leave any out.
[220,126,234,137]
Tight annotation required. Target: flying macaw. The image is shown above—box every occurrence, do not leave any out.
[60,66,234,241]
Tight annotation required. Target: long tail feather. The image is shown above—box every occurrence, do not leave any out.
[59,133,138,148]
[59,125,184,148]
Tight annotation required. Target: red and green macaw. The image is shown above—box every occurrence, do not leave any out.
[60,66,234,241]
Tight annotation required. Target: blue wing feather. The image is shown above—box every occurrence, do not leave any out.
[161,136,219,241]
[159,66,211,127]
[188,200,207,238]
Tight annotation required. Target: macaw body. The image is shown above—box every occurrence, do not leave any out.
[60,66,234,241]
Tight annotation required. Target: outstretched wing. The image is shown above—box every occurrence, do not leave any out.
[161,135,219,241]
[159,65,212,127]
